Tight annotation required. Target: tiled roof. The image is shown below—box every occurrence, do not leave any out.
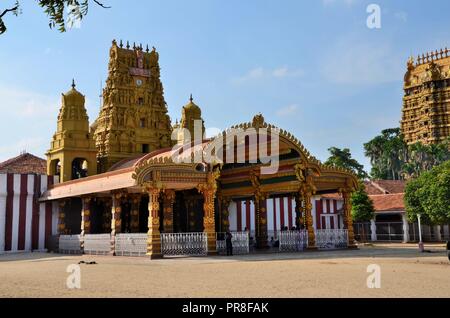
[321,193,341,199]
[369,193,405,212]
[364,180,406,195]
[0,153,47,175]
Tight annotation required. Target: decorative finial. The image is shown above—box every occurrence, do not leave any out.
[146,44,149,52]
[119,39,123,48]
[126,41,130,49]
[189,94,193,102]
[72,78,76,89]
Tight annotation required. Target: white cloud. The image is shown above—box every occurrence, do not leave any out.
[272,66,305,78]
[320,35,404,85]
[276,104,299,117]
[233,66,304,84]
[0,85,59,118]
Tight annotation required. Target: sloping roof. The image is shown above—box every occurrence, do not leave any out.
[364,180,406,195]
[369,193,405,212]
[0,153,47,175]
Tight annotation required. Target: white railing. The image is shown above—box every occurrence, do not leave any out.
[279,230,308,252]
[216,232,250,255]
[84,234,111,255]
[315,229,348,250]
[115,233,147,257]
[161,232,208,257]
[59,235,82,254]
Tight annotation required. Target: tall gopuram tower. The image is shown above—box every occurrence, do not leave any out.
[93,40,173,172]
[176,95,205,145]
[401,48,450,145]
[46,80,98,182]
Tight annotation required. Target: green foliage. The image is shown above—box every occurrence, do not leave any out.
[364,128,408,180]
[351,183,375,222]
[405,160,450,225]
[324,147,368,179]
[0,0,109,35]
[364,129,450,180]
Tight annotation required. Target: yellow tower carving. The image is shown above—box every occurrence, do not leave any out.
[93,40,173,172]
[46,80,98,182]
[402,49,450,145]
[177,95,205,144]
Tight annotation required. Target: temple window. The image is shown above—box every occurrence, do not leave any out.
[142,144,150,153]
[140,118,146,128]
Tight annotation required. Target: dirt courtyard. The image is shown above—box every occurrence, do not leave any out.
[0,243,449,298]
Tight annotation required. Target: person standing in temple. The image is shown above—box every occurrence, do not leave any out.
[226,230,233,256]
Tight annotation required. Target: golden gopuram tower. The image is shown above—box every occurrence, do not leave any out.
[93,40,173,172]
[402,48,450,145]
[46,80,98,182]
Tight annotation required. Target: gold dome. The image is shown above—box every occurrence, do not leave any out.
[62,79,85,105]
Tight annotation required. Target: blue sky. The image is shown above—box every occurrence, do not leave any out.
[1,0,450,171]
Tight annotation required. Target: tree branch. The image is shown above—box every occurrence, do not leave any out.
[92,0,111,9]
[0,4,19,19]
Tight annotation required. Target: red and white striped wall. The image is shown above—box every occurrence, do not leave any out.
[314,197,343,230]
[228,196,343,233]
[0,174,59,253]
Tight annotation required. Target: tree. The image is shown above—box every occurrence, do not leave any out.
[350,182,375,242]
[0,0,110,35]
[324,147,368,179]
[351,183,375,222]
[405,160,450,225]
[364,128,408,180]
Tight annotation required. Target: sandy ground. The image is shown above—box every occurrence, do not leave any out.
[0,243,449,298]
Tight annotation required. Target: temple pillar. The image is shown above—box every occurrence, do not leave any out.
[130,194,141,233]
[221,198,231,233]
[295,194,305,229]
[255,194,268,249]
[146,188,162,259]
[80,196,91,251]
[342,189,356,248]
[110,193,122,255]
[198,170,220,255]
[162,190,176,233]
[103,198,112,233]
[201,188,217,255]
[303,187,316,249]
[58,200,66,235]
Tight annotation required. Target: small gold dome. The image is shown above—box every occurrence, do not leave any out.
[183,94,201,112]
[63,79,85,105]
